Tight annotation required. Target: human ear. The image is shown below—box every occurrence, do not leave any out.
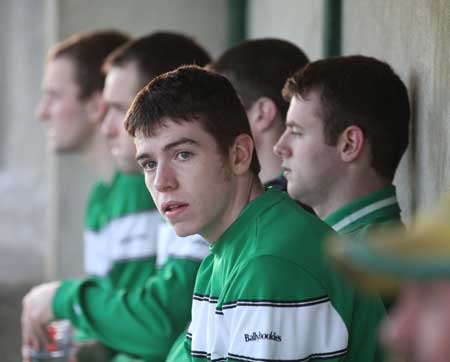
[229,134,255,175]
[338,125,365,163]
[248,97,278,133]
[85,91,108,125]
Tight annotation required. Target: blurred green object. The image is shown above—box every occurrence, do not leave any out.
[328,195,450,295]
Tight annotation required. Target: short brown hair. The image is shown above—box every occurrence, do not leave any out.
[102,31,211,90]
[211,38,309,118]
[49,29,130,99]
[283,55,410,180]
[125,65,260,175]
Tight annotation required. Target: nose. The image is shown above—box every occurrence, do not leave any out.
[153,162,178,193]
[273,130,291,158]
[101,111,119,138]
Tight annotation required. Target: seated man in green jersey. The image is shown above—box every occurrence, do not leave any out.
[22,32,211,362]
[274,55,410,251]
[33,30,153,359]
[125,65,385,362]
[35,30,133,285]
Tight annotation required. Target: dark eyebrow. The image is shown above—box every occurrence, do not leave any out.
[135,137,198,162]
[163,137,198,151]
[286,120,303,129]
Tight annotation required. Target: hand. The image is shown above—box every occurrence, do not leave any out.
[21,281,60,350]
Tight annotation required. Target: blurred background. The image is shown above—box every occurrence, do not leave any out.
[1,0,449,360]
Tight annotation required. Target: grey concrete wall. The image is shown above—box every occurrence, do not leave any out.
[247,0,325,60]
[342,0,450,219]
[58,0,229,57]
[0,1,50,359]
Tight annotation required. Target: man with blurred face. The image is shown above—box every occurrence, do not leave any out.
[23,32,212,362]
[101,61,142,173]
[126,65,386,362]
[36,30,128,157]
[37,55,96,152]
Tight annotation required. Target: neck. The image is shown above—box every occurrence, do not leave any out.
[82,127,115,183]
[314,171,391,219]
[207,173,264,243]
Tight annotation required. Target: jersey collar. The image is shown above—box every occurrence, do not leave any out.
[324,185,400,233]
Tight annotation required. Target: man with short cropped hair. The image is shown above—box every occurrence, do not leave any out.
[126,65,385,362]
[274,55,410,243]
[211,38,309,188]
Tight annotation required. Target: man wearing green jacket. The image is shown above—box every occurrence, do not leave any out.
[274,55,410,245]
[22,32,211,362]
[126,65,385,362]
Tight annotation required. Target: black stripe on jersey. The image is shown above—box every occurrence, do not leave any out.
[186,332,192,340]
[193,293,219,303]
[220,295,330,311]
[228,347,348,361]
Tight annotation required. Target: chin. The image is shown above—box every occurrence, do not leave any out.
[171,224,198,238]
[287,185,301,201]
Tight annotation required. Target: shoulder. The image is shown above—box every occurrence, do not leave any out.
[224,255,327,302]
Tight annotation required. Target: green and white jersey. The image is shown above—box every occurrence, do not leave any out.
[185,188,385,362]
[53,222,210,362]
[325,185,402,311]
[84,171,160,289]
[324,185,402,240]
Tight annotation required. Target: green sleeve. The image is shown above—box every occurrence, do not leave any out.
[53,258,200,362]
[165,329,191,362]
[107,257,157,291]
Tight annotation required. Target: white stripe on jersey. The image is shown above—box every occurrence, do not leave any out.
[84,210,160,276]
[156,222,210,267]
[188,295,348,361]
[332,196,398,231]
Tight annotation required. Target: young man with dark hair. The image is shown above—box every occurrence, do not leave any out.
[23,32,212,362]
[126,65,385,362]
[274,55,410,240]
[210,38,309,188]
